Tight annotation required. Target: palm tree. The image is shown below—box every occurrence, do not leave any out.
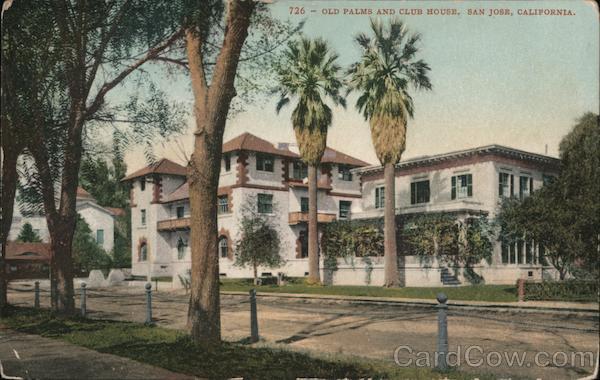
[348,19,432,287]
[275,37,345,284]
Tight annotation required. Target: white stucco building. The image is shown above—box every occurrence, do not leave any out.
[124,133,560,287]
[9,187,121,252]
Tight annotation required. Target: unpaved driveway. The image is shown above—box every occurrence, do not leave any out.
[7,282,599,379]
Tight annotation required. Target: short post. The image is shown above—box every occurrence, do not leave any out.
[249,289,259,342]
[517,279,525,302]
[80,282,87,318]
[145,282,153,325]
[34,281,40,308]
[436,292,449,371]
[277,272,284,286]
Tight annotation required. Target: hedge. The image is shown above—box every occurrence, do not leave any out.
[522,280,599,302]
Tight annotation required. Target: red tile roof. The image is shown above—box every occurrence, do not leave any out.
[5,242,51,261]
[223,132,298,158]
[122,158,187,181]
[105,207,126,217]
[162,182,189,203]
[223,133,370,167]
[76,187,95,201]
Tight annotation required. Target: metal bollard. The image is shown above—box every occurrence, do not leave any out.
[145,282,153,325]
[249,289,259,342]
[34,281,40,308]
[436,292,449,371]
[80,282,87,317]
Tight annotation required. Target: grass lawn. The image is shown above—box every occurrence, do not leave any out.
[221,279,518,302]
[0,306,496,380]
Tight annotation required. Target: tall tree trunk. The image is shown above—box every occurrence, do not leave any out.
[383,162,399,287]
[187,134,221,343]
[185,0,255,344]
[253,263,258,285]
[307,165,320,284]
[48,219,76,312]
[0,147,20,314]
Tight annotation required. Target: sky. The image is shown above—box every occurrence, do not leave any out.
[122,0,599,173]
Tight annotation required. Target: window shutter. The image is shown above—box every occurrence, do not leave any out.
[498,173,503,197]
[411,182,416,204]
[510,175,514,196]
[530,177,533,193]
[467,174,473,196]
[451,176,456,200]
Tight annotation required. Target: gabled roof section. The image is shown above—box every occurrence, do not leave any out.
[223,132,298,158]
[121,158,187,182]
[356,145,561,176]
[321,147,370,167]
[223,132,370,167]
[162,182,189,203]
[105,207,126,217]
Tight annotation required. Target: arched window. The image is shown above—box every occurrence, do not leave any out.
[219,236,228,258]
[177,237,186,260]
[139,241,148,262]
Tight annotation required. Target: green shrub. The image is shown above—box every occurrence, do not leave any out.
[522,280,599,302]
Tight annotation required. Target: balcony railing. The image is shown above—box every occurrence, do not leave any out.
[157,217,190,231]
[288,212,336,225]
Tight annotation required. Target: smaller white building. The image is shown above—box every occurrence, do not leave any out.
[9,187,120,252]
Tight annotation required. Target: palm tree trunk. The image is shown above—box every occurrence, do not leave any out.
[307,165,320,284]
[253,263,258,285]
[383,162,399,287]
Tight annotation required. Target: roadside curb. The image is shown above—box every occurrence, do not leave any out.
[220,291,600,316]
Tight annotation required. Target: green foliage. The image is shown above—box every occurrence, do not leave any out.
[347,18,432,164]
[401,214,459,257]
[321,220,384,270]
[72,215,112,274]
[80,148,129,209]
[522,280,599,302]
[16,223,42,243]
[275,37,346,165]
[234,196,284,282]
[497,113,599,280]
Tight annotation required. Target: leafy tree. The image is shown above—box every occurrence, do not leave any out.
[234,196,283,285]
[72,215,112,275]
[80,146,129,209]
[496,113,599,280]
[348,19,432,287]
[16,223,42,243]
[275,37,346,284]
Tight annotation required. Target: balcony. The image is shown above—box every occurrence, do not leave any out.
[157,217,190,231]
[288,212,336,225]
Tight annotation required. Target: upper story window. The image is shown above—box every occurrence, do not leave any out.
[519,175,533,200]
[375,186,385,209]
[451,174,472,199]
[176,206,185,219]
[338,165,353,181]
[177,237,186,260]
[224,154,231,172]
[339,200,352,219]
[257,193,273,214]
[140,177,146,191]
[219,236,229,258]
[411,180,430,204]
[300,197,309,213]
[292,161,308,180]
[499,172,514,198]
[217,195,229,214]
[141,209,146,226]
[256,153,274,172]
[96,229,104,245]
